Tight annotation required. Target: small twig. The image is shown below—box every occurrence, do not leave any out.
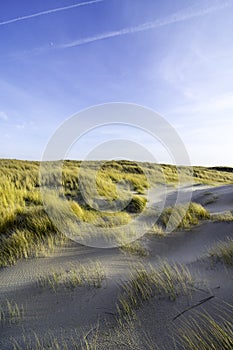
[193,286,210,294]
[83,324,98,339]
[172,295,215,321]
[95,307,116,315]
[104,311,116,316]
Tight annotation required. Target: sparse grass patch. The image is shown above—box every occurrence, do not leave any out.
[147,223,165,236]
[12,332,80,350]
[38,261,106,291]
[120,240,148,257]
[204,194,218,205]
[117,261,194,320]
[209,237,233,265]
[211,211,233,222]
[11,321,153,350]
[0,299,24,324]
[174,305,233,350]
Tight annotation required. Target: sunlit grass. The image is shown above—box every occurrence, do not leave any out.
[117,261,194,321]
[211,211,233,222]
[174,304,233,350]
[159,202,210,230]
[0,159,232,266]
[209,237,233,265]
[120,240,148,257]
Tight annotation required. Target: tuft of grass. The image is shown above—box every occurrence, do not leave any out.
[125,195,147,213]
[120,240,148,257]
[204,194,218,205]
[117,261,194,320]
[0,229,67,267]
[38,261,106,291]
[12,332,80,350]
[174,305,233,350]
[81,207,131,227]
[211,211,233,222]
[0,299,24,324]
[147,223,165,236]
[159,202,210,230]
[209,237,233,265]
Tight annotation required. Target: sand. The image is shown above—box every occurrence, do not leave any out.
[0,184,232,349]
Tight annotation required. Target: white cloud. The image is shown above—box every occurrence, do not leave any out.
[0,111,8,121]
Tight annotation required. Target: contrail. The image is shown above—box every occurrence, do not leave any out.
[0,0,103,27]
[57,0,233,49]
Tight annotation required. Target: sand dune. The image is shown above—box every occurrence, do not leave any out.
[0,184,232,349]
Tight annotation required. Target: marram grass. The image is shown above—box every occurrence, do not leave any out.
[117,261,194,320]
[159,202,210,230]
[0,159,232,267]
[38,261,106,291]
[209,237,233,265]
[174,304,233,350]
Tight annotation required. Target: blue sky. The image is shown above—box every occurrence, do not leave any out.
[0,0,233,165]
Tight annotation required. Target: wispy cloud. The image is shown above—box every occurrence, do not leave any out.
[0,111,8,120]
[57,0,233,49]
[0,0,103,27]
[169,92,233,116]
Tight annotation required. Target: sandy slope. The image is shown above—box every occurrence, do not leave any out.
[0,184,232,349]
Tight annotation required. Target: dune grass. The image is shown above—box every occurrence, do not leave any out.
[120,240,148,257]
[0,299,24,324]
[0,206,67,267]
[211,211,233,222]
[0,159,232,267]
[38,261,106,291]
[174,305,233,350]
[147,223,165,236]
[11,321,153,350]
[125,195,147,213]
[117,261,194,321]
[209,237,233,265]
[12,333,80,350]
[159,202,210,230]
[10,304,233,350]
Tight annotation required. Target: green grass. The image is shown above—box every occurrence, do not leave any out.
[209,237,233,265]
